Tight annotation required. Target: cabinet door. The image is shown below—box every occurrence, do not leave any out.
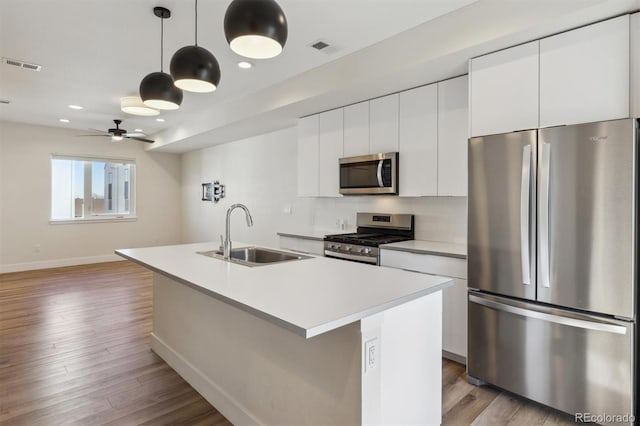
[631,13,640,118]
[318,109,343,197]
[442,278,467,360]
[438,76,469,196]
[540,15,629,128]
[297,115,319,197]
[398,84,437,196]
[370,94,399,153]
[343,101,369,157]
[470,41,539,137]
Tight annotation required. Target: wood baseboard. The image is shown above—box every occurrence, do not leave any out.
[0,254,122,273]
[149,333,261,426]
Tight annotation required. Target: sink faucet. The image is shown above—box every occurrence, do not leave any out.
[222,204,254,259]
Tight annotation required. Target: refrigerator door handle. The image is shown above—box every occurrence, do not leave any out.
[539,142,551,288]
[469,294,628,335]
[520,145,532,285]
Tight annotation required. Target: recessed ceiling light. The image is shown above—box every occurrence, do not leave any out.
[156,118,165,122]
[68,104,83,110]
[59,118,70,123]
[237,61,253,69]
[134,128,143,132]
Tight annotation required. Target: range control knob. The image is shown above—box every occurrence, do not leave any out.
[346,246,352,252]
[363,248,372,254]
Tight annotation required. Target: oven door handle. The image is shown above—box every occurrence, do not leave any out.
[324,250,377,264]
[377,160,384,187]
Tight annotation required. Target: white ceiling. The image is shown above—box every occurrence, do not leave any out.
[1,0,639,153]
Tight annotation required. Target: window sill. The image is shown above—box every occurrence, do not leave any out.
[49,216,138,225]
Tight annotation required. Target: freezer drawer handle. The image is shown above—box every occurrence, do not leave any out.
[539,142,551,288]
[520,145,532,285]
[469,295,627,335]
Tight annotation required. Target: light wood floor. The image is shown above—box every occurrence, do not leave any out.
[0,261,577,425]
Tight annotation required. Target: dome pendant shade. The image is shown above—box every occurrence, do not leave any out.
[224,0,287,59]
[170,45,221,93]
[139,71,183,110]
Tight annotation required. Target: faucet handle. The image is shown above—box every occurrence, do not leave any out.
[219,234,224,252]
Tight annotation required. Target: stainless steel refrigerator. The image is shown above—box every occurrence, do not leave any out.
[467,119,637,424]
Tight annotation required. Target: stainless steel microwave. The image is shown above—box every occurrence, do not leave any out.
[339,152,398,195]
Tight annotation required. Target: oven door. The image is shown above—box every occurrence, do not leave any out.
[339,152,398,195]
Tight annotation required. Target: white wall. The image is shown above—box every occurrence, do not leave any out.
[0,121,182,272]
[181,127,467,247]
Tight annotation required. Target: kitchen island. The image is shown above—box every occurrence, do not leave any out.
[116,242,452,426]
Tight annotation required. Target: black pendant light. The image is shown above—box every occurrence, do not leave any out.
[224,0,288,59]
[140,7,183,110]
[170,0,221,93]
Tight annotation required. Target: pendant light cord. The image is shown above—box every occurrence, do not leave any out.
[160,14,164,72]
[195,0,198,46]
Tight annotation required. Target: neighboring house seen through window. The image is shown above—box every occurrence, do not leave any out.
[50,155,136,222]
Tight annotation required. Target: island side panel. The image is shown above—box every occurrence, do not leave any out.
[150,272,362,426]
[359,291,443,425]
[380,291,442,425]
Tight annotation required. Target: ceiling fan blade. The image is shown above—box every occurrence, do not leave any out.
[124,132,145,137]
[126,136,155,143]
[77,134,111,137]
[88,128,110,134]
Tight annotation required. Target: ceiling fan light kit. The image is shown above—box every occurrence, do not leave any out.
[224,0,288,59]
[170,0,221,93]
[139,7,183,111]
[120,96,160,116]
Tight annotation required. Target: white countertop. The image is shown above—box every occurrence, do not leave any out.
[381,240,467,259]
[116,242,452,339]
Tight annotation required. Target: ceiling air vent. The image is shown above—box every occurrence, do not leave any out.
[2,57,42,72]
[308,39,339,55]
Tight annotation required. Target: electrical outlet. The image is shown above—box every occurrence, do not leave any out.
[283,205,292,215]
[364,338,378,372]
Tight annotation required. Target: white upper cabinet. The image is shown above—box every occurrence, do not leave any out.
[297,115,319,197]
[398,84,438,197]
[318,109,344,197]
[470,41,539,137]
[369,94,399,153]
[438,76,469,196]
[630,13,640,118]
[539,15,629,128]
[343,101,370,157]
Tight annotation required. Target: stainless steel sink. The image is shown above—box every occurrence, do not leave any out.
[197,246,312,267]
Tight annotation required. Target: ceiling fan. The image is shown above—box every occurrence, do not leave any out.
[79,119,154,143]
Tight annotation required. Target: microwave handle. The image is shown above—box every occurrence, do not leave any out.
[376,160,384,187]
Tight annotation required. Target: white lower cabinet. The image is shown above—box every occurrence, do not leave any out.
[278,235,324,256]
[380,248,467,362]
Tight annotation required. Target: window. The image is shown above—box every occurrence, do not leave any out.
[51,155,136,222]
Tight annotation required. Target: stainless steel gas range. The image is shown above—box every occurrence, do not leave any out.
[324,213,414,265]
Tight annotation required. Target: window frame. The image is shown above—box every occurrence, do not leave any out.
[49,154,137,224]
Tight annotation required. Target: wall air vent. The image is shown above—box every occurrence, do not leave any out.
[308,39,339,55]
[2,57,42,72]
